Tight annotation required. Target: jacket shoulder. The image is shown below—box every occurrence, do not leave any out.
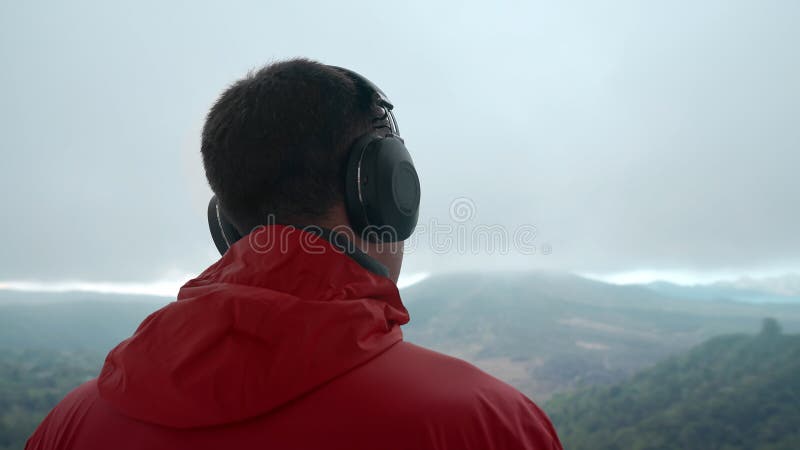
[337,341,563,450]
[26,379,101,450]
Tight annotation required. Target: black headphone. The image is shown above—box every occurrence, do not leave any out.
[208,66,421,256]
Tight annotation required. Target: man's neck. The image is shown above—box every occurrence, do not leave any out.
[284,225,390,278]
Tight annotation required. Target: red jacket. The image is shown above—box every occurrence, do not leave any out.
[27,226,562,450]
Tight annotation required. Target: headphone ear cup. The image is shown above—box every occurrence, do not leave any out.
[344,134,420,242]
[207,195,244,255]
[344,134,375,237]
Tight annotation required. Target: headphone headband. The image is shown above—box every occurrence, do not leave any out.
[328,66,400,135]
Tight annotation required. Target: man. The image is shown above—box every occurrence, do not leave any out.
[27,59,562,450]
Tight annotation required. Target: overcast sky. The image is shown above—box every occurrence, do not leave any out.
[1,0,798,288]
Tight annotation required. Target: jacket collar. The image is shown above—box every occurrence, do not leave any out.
[292,225,390,278]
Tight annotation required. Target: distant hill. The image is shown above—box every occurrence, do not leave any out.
[545,319,800,450]
[643,276,800,304]
[401,272,800,400]
[716,273,800,297]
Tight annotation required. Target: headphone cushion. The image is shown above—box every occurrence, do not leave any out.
[344,134,420,242]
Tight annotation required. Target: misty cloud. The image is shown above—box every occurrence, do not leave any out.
[1,0,798,283]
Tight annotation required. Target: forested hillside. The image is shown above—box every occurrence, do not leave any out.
[545,318,800,450]
[0,349,101,450]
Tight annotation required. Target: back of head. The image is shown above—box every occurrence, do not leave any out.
[201,58,378,233]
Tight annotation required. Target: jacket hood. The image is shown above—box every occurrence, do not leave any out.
[97,226,410,428]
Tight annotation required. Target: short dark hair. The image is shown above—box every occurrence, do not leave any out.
[201,58,377,231]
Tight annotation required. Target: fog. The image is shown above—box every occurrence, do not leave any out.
[1,0,798,288]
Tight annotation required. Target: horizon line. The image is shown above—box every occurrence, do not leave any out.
[2,268,799,298]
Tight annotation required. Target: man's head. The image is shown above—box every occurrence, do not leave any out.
[201,59,406,280]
